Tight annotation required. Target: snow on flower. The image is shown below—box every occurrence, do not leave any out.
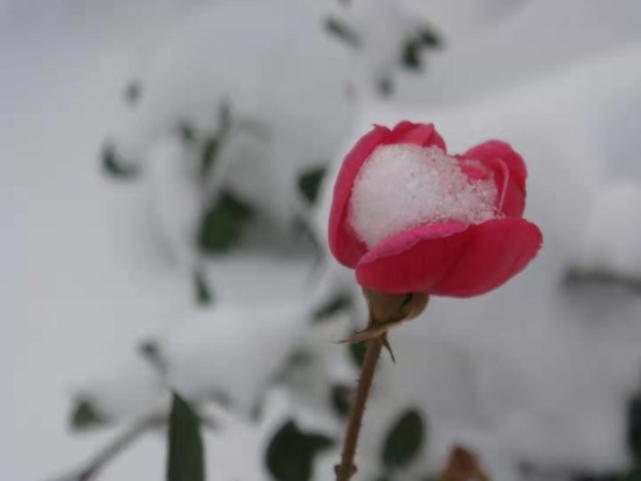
[349,144,500,247]
[329,121,543,297]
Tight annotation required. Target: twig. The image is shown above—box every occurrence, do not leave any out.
[564,266,641,294]
[47,413,165,481]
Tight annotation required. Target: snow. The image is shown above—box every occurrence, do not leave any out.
[576,182,641,277]
[160,302,308,416]
[3,1,641,481]
[349,144,499,246]
[108,0,357,245]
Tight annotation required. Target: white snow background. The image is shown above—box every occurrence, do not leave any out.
[2,0,641,480]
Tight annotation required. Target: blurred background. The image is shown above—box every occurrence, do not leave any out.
[2,1,641,480]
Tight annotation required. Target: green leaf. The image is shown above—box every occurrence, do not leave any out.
[324,16,360,48]
[313,293,352,322]
[200,137,220,177]
[194,270,214,305]
[101,143,139,179]
[178,122,197,145]
[400,27,441,73]
[382,409,426,469]
[417,26,442,48]
[198,190,254,253]
[265,420,334,481]
[167,393,205,481]
[70,398,106,431]
[297,166,326,205]
[401,39,422,70]
[138,339,168,375]
[330,384,351,419]
[283,349,313,369]
[198,101,232,178]
[628,395,641,464]
[348,339,366,368]
[625,468,641,481]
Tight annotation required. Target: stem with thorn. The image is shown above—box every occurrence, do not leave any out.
[335,289,429,481]
[336,319,383,481]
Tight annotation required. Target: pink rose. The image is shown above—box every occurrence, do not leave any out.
[329,121,542,297]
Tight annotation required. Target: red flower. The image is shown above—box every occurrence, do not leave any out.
[328,121,542,297]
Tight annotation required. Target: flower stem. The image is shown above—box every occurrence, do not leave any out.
[336,333,383,481]
[335,290,429,480]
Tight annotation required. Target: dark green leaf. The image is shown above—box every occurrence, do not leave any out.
[198,101,232,178]
[179,122,197,145]
[273,349,314,385]
[70,398,106,431]
[200,137,220,177]
[401,39,421,70]
[330,384,351,419]
[297,166,326,205]
[313,293,352,322]
[194,270,214,305]
[138,339,160,360]
[167,393,205,481]
[124,81,142,106]
[138,339,168,375]
[198,190,254,253]
[417,26,442,48]
[382,409,426,468]
[626,468,641,481]
[101,143,139,179]
[349,340,366,368]
[628,395,641,464]
[265,420,334,481]
[324,16,360,48]
[283,349,313,369]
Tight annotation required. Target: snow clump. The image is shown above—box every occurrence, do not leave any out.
[349,144,500,247]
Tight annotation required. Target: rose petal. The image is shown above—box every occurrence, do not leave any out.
[432,218,542,296]
[329,125,390,267]
[355,221,471,293]
[355,218,542,297]
[389,121,447,150]
[463,141,526,217]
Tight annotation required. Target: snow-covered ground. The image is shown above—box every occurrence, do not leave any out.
[2,1,641,480]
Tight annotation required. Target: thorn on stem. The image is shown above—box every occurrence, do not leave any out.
[380,334,396,363]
